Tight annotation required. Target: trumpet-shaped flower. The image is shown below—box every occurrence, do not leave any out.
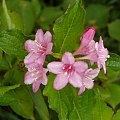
[47,52,88,90]
[74,27,96,55]
[24,62,48,93]
[24,29,53,66]
[78,68,100,95]
[95,37,109,73]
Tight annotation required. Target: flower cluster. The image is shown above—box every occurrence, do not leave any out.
[24,27,109,95]
[24,29,53,92]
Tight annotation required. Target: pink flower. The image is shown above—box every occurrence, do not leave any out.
[24,62,48,93]
[74,27,96,55]
[74,27,109,73]
[78,68,100,95]
[95,37,109,73]
[24,29,53,66]
[47,52,88,90]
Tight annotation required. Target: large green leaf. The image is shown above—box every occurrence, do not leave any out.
[107,84,120,109]
[5,0,36,34]
[44,74,113,120]
[108,19,120,41]
[0,91,16,105]
[10,86,34,119]
[92,88,113,120]
[28,87,50,120]
[106,53,120,71]
[53,0,85,53]
[112,110,120,120]
[1,0,23,31]
[0,30,27,60]
[44,74,76,120]
[69,90,96,120]
[0,84,20,97]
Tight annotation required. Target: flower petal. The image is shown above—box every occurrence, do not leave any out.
[69,72,82,87]
[32,79,41,93]
[41,68,48,85]
[62,52,75,64]
[85,68,100,79]
[24,52,45,67]
[24,72,34,84]
[35,29,44,44]
[47,62,63,74]
[46,43,53,55]
[81,27,96,45]
[54,73,68,90]
[78,85,86,95]
[44,31,52,44]
[24,40,38,53]
[83,78,94,89]
[74,61,88,74]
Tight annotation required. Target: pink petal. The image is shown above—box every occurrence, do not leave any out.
[24,52,45,67]
[99,61,106,74]
[85,68,100,79]
[81,27,96,45]
[47,62,63,74]
[46,43,53,55]
[74,61,88,74]
[44,31,52,44]
[69,72,82,87]
[24,72,34,84]
[54,73,68,90]
[62,52,75,64]
[98,36,104,49]
[83,78,94,89]
[86,52,98,64]
[78,85,86,95]
[41,68,48,85]
[24,40,38,53]
[35,29,44,44]
[32,79,41,93]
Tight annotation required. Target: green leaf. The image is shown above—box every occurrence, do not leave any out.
[112,110,120,120]
[3,67,25,85]
[28,88,50,120]
[106,53,120,71]
[0,54,16,70]
[0,49,2,62]
[62,0,76,10]
[98,67,120,83]
[0,91,16,105]
[10,86,34,119]
[108,19,120,41]
[53,0,85,53]
[69,90,96,120]
[44,74,76,120]
[0,84,20,97]
[5,0,36,34]
[107,84,120,109]
[92,88,113,120]
[0,107,20,120]
[0,30,27,60]
[1,0,23,31]
[86,4,109,28]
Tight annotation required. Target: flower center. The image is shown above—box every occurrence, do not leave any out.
[35,40,47,54]
[62,64,73,77]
